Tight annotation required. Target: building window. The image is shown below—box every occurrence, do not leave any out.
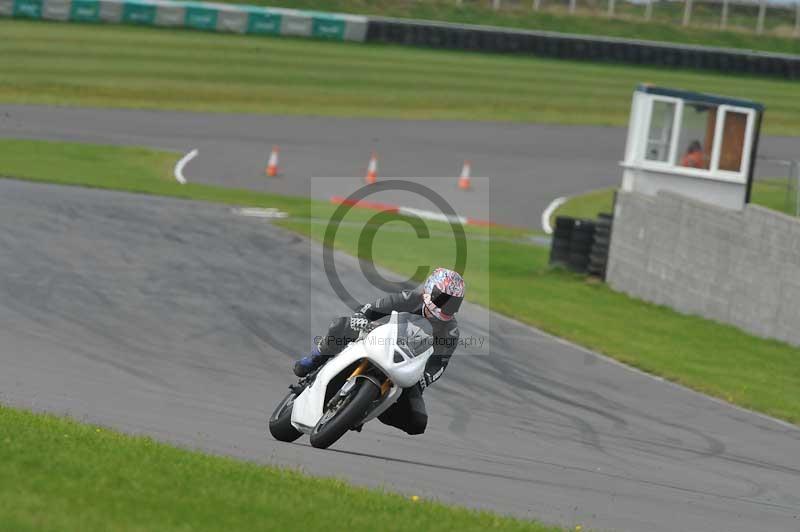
[645,100,676,163]
[677,102,716,170]
[718,110,748,173]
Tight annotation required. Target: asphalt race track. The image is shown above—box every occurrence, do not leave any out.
[1,179,799,532]
[1,105,798,228]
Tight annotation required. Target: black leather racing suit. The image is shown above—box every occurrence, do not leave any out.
[316,286,459,435]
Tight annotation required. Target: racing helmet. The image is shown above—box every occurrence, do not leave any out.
[422,268,465,321]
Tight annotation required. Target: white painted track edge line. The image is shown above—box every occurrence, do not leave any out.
[398,206,468,225]
[174,148,198,185]
[541,196,568,234]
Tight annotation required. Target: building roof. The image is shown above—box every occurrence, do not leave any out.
[636,84,765,111]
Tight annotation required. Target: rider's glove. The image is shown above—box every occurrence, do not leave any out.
[349,312,370,333]
[419,372,433,391]
[419,366,444,391]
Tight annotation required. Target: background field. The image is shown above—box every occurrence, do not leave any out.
[2,20,799,134]
[208,0,800,54]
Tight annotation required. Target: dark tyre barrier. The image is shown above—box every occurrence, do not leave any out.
[366,18,800,80]
[571,232,594,244]
[550,213,613,278]
[550,216,596,274]
[549,216,575,268]
[593,235,610,248]
[569,252,590,266]
[587,213,613,279]
[555,217,575,230]
[569,219,596,274]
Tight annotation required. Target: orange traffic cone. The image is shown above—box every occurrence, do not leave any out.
[365,152,378,184]
[458,160,472,190]
[266,146,279,177]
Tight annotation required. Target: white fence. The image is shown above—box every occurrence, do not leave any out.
[452,0,800,37]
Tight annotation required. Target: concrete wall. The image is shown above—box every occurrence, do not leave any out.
[607,190,800,347]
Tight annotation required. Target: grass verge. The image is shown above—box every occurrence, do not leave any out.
[2,138,799,425]
[0,405,561,532]
[1,20,799,135]
[0,139,311,214]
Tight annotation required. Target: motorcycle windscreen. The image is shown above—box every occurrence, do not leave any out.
[396,313,433,359]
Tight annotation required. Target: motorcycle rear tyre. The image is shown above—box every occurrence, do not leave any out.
[269,390,303,442]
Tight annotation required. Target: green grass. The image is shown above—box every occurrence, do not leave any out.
[552,180,799,223]
[2,20,800,135]
[2,138,799,425]
[199,0,800,55]
[0,138,312,214]
[551,188,617,224]
[748,179,800,216]
[0,405,561,532]
[0,139,527,239]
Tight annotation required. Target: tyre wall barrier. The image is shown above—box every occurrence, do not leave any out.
[587,213,612,280]
[549,216,574,269]
[567,219,596,275]
[366,17,800,80]
[0,0,369,42]
[3,1,797,77]
[550,216,601,275]
[551,214,613,277]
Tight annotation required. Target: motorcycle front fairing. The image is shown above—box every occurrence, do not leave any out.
[290,311,433,432]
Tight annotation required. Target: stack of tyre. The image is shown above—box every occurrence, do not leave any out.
[566,219,596,273]
[549,217,573,267]
[549,217,595,274]
[587,213,612,279]
[549,214,613,278]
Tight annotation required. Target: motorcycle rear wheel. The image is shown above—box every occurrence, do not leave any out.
[310,379,379,449]
[268,390,303,442]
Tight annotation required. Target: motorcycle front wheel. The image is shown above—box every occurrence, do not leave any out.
[310,379,379,449]
[268,389,303,442]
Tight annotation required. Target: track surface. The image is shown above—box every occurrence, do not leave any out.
[2,180,799,532]
[2,105,797,228]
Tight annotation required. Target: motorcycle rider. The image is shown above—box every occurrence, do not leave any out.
[293,267,465,436]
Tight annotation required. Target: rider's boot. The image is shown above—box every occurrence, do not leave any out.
[293,345,327,377]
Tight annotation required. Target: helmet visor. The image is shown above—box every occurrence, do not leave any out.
[430,286,463,316]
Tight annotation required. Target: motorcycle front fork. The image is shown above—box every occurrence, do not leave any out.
[349,359,393,397]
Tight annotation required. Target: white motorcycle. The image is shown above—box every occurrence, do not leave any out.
[268,311,434,449]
